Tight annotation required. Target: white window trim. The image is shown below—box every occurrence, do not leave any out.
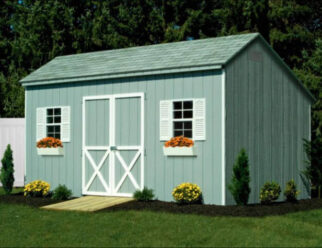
[169,98,205,140]
[39,105,71,142]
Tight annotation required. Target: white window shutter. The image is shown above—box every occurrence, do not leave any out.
[160,100,172,141]
[193,99,206,140]
[36,108,46,141]
[61,106,71,142]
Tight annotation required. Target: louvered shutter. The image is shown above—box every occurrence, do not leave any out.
[193,99,206,140]
[36,108,46,141]
[61,106,71,142]
[160,100,172,140]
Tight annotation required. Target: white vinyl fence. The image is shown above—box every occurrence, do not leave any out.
[0,118,25,187]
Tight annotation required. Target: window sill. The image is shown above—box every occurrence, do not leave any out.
[37,147,64,156]
[163,146,197,156]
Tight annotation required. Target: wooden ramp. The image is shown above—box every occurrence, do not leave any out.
[41,196,133,212]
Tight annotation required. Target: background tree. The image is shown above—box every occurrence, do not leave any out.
[0,144,15,195]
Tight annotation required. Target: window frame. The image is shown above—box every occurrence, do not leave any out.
[170,99,195,139]
[45,106,63,140]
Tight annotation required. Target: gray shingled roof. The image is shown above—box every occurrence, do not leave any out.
[21,33,259,85]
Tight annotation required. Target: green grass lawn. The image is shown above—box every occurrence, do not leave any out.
[1,199,322,247]
[0,187,23,195]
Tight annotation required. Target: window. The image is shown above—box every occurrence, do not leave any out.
[160,98,205,141]
[173,101,193,138]
[46,108,61,139]
[37,106,70,142]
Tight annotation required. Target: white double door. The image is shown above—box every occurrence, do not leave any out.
[82,93,144,197]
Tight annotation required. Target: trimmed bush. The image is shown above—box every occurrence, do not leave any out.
[133,187,155,201]
[284,179,299,202]
[228,148,251,205]
[0,144,15,194]
[24,180,50,197]
[52,184,72,200]
[172,182,202,204]
[260,182,281,204]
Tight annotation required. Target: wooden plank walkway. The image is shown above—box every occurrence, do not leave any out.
[41,196,134,212]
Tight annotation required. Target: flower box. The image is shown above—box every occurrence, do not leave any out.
[37,147,64,156]
[163,146,197,156]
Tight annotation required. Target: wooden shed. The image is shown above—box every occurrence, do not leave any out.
[20,33,314,205]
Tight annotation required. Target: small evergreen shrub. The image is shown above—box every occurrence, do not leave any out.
[228,148,251,205]
[172,182,202,204]
[284,179,299,202]
[52,184,72,200]
[0,144,15,195]
[24,180,50,197]
[133,187,155,201]
[260,182,281,204]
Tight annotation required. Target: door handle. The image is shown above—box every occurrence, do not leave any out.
[110,146,117,151]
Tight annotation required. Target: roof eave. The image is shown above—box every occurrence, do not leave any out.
[20,64,223,87]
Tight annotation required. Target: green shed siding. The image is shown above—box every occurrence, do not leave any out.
[225,39,311,205]
[26,70,224,204]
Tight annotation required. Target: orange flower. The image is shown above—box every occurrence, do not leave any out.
[164,136,194,147]
[37,137,63,148]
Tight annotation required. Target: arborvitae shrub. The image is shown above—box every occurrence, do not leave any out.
[228,148,251,205]
[284,179,299,202]
[0,144,15,194]
[133,187,155,201]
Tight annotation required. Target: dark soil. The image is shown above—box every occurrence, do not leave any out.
[100,198,322,217]
[0,191,63,207]
[2,192,322,217]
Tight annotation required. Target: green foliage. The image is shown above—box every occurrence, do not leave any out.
[284,179,299,202]
[52,184,72,200]
[260,182,281,204]
[0,144,15,195]
[215,0,269,41]
[302,138,322,197]
[133,187,155,202]
[228,148,251,205]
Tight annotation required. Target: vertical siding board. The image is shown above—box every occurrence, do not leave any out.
[203,72,214,203]
[225,64,234,205]
[153,75,164,199]
[263,47,272,182]
[163,74,174,201]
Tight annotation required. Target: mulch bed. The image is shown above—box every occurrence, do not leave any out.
[2,192,322,217]
[100,198,322,217]
[0,192,63,207]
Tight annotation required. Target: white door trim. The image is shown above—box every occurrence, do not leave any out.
[82,92,144,197]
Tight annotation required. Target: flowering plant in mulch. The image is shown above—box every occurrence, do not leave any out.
[164,136,194,147]
[24,180,50,197]
[172,182,202,204]
[37,137,63,148]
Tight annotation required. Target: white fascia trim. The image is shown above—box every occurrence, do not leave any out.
[221,69,226,206]
[24,89,27,184]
